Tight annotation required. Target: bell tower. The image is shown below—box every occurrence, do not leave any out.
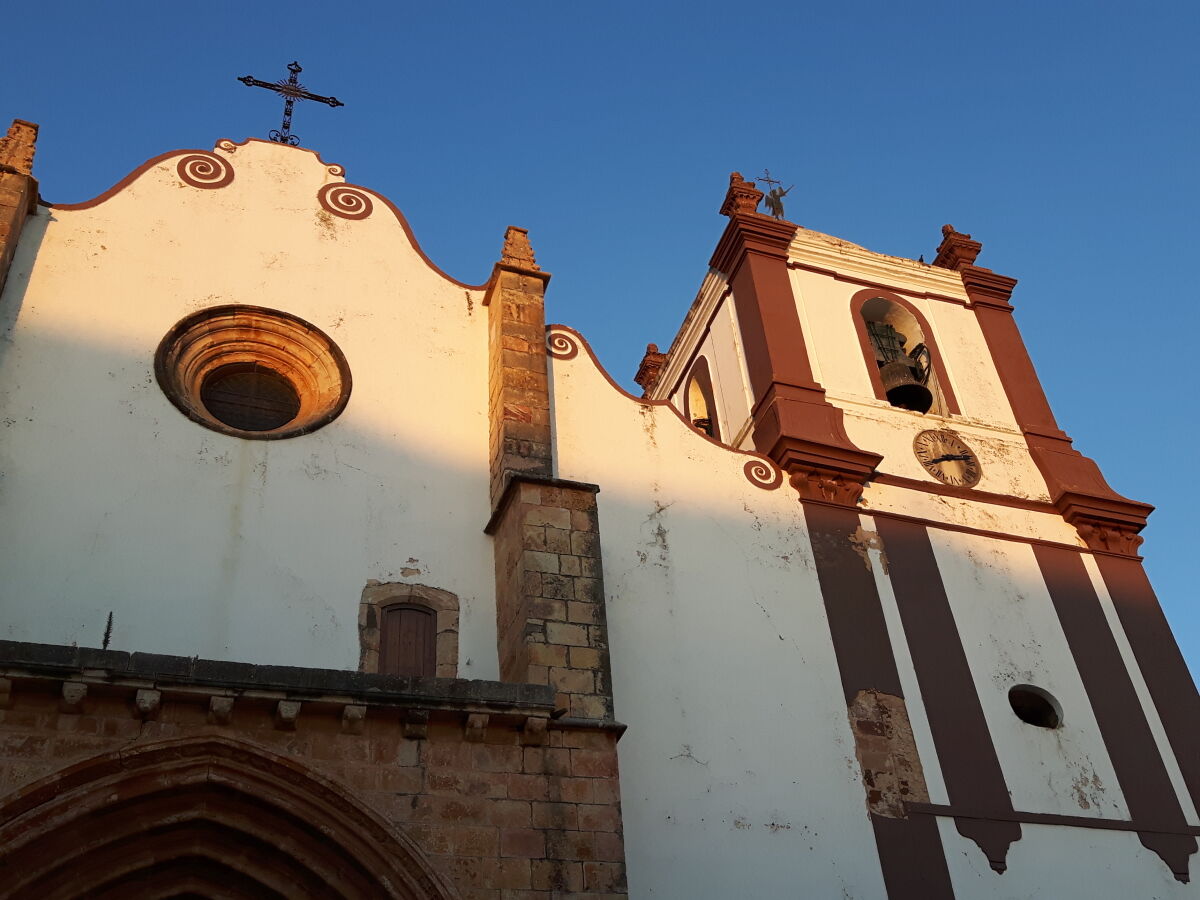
[633,173,1200,894]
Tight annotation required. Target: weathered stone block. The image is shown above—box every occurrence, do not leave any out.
[545,623,588,646]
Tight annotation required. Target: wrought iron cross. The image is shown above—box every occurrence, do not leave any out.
[238,61,344,146]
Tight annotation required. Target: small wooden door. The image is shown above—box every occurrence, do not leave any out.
[380,604,436,677]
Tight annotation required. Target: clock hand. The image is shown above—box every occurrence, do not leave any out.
[929,453,972,464]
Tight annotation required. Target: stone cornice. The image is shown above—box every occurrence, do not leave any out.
[0,640,555,714]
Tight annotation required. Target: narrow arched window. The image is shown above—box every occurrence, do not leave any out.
[684,356,721,440]
[852,290,959,416]
[379,603,437,677]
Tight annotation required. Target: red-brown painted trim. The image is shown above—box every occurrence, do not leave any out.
[318,183,373,220]
[682,355,722,441]
[849,288,961,416]
[871,815,956,900]
[743,458,784,490]
[543,325,780,473]
[802,503,906,698]
[856,505,1139,560]
[710,211,881,493]
[804,502,954,897]
[296,180,486,290]
[964,265,1151,546]
[175,153,234,190]
[1032,544,1196,882]
[876,517,1020,872]
[871,473,1057,513]
[1094,554,1200,815]
[44,140,487,291]
[788,260,969,306]
[908,803,1200,836]
[216,136,347,172]
[46,148,217,210]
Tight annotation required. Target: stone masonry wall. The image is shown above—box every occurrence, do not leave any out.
[484,226,619,725]
[487,227,553,507]
[0,120,39,299]
[0,663,627,898]
[490,480,615,722]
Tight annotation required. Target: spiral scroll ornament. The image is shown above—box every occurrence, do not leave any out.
[176,154,234,190]
[326,164,346,177]
[318,184,373,220]
[743,458,783,491]
[546,331,580,360]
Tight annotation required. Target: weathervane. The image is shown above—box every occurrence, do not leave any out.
[237,61,344,146]
[758,169,794,220]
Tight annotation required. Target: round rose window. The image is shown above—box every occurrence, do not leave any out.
[155,305,351,440]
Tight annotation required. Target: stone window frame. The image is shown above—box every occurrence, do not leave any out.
[359,583,459,678]
[154,304,352,440]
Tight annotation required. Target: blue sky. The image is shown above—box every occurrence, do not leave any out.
[5,1,1198,675]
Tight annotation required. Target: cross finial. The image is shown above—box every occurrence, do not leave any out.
[238,61,344,147]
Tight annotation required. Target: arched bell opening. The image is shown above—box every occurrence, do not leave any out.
[852,291,959,417]
[684,356,721,440]
[0,735,459,900]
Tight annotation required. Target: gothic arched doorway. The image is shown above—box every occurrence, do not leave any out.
[0,735,459,900]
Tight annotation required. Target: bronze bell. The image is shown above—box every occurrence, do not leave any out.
[879,361,933,413]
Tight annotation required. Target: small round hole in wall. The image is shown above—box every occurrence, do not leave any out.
[155,305,351,440]
[1008,685,1062,729]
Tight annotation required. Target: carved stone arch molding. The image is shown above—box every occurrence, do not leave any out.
[0,735,460,900]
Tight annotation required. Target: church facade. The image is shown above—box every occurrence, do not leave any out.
[0,119,1196,898]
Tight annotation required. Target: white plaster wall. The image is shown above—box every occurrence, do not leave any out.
[929,531,1128,819]
[663,297,752,449]
[550,332,889,898]
[785,239,1056,502]
[0,140,498,677]
[939,821,1197,899]
[1083,553,1200,826]
[706,296,753,446]
[860,482,1082,546]
[841,404,1053,502]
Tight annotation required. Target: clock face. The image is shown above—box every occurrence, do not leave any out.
[913,430,981,487]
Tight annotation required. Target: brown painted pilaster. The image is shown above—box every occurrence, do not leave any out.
[805,502,955,899]
[945,227,1152,552]
[876,517,1020,873]
[1033,544,1196,882]
[0,120,39,299]
[1094,554,1200,815]
[711,174,880,503]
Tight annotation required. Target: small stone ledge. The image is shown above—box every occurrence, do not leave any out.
[485,474,601,535]
[550,716,628,739]
[0,640,555,714]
